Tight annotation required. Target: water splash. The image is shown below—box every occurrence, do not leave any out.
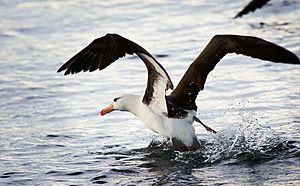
[203,108,290,163]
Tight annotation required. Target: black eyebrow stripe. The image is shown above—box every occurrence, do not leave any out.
[113,97,121,102]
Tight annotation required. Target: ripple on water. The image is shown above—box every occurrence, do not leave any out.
[65,171,84,176]
[91,175,108,184]
[110,168,138,174]
[46,134,73,139]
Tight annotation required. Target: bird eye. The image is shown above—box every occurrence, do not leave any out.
[113,97,121,102]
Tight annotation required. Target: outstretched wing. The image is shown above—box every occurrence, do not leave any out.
[58,33,173,115]
[234,0,271,18]
[168,35,299,111]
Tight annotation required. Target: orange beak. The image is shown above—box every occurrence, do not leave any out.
[100,104,114,116]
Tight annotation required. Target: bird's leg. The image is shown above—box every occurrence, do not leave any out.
[193,116,217,133]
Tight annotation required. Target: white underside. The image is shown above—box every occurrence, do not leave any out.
[132,100,197,147]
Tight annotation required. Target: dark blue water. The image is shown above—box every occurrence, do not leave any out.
[0,0,299,185]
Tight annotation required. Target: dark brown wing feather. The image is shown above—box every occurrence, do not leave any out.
[234,0,271,18]
[58,33,151,74]
[168,35,299,111]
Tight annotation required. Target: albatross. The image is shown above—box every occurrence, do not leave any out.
[57,33,299,151]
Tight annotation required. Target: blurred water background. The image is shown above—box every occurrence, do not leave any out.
[0,0,299,185]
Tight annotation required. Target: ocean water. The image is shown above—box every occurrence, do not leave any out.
[0,0,299,185]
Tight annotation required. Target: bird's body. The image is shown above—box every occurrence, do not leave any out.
[105,94,201,151]
[58,33,299,152]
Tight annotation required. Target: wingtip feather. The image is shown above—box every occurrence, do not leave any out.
[57,65,66,73]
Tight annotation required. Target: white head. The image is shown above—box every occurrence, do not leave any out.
[100,94,139,116]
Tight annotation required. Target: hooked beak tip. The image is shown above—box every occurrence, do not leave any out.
[99,110,105,116]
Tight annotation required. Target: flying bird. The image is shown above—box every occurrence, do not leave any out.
[57,33,299,151]
[234,0,271,18]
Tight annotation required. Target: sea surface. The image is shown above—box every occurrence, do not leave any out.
[0,0,300,185]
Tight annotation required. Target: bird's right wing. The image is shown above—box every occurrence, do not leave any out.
[57,33,173,116]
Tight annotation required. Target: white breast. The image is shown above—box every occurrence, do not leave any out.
[163,111,197,147]
[136,102,197,146]
[125,96,198,148]
[135,102,169,137]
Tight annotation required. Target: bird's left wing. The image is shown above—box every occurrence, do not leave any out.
[168,35,299,111]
